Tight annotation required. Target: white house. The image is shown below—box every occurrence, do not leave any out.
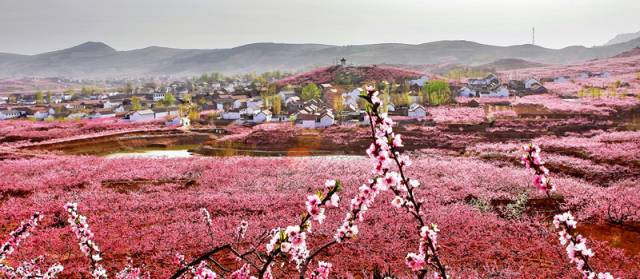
[524,78,541,89]
[166,116,190,127]
[152,108,179,119]
[409,76,430,87]
[224,84,236,93]
[253,110,272,123]
[89,110,117,119]
[387,103,396,112]
[114,105,126,113]
[408,104,427,118]
[0,110,21,120]
[278,90,296,100]
[129,109,155,122]
[66,112,87,120]
[222,110,243,120]
[153,92,165,102]
[459,87,474,97]
[460,86,509,98]
[103,100,122,109]
[318,112,335,128]
[295,113,318,128]
[246,99,264,114]
[480,86,509,97]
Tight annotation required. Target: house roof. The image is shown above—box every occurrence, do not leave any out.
[135,109,154,115]
[296,113,318,121]
[255,109,272,116]
[152,107,178,113]
[409,104,426,112]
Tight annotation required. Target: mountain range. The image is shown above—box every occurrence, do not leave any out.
[2,38,640,79]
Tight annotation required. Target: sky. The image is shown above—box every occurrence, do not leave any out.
[1,0,639,55]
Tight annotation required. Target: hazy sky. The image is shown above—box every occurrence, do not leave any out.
[1,0,639,54]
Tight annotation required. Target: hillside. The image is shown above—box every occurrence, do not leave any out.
[605,30,640,46]
[275,65,424,85]
[612,47,640,58]
[2,38,640,78]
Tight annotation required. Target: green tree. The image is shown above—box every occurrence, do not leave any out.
[46,91,52,104]
[35,91,44,104]
[423,80,452,106]
[80,86,97,96]
[131,96,142,111]
[301,83,321,101]
[210,72,224,82]
[200,73,210,83]
[164,93,176,106]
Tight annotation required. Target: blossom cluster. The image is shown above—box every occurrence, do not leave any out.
[0,212,41,266]
[521,144,555,192]
[0,212,64,278]
[230,264,257,279]
[174,252,219,279]
[115,258,150,279]
[236,220,249,240]
[553,213,614,279]
[264,179,340,272]
[361,87,446,277]
[521,145,616,279]
[4,256,64,279]
[64,202,108,278]
[309,261,332,279]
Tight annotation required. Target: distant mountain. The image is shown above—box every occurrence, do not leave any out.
[474,58,548,71]
[2,38,640,79]
[605,30,640,46]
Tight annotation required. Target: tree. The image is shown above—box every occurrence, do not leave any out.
[381,88,391,113]
[35,91,44,104]
[46,91,52,104]
[80,86,97,96]
[210,72,224,82]
[332,95,344,119]
[188,108,200,122]
[164,93,176,106]
[125,82,134,94]
[272,95,282,115]
[131,96,142,111]
[423,80,452,106]
[301,83,321,101]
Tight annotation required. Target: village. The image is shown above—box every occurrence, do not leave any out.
[0,59,616,129]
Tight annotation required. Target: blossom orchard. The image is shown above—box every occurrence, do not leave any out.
[520,144,615,279]
[0,87,625,278]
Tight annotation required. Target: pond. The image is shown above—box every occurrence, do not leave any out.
[101,144,360,159]
[104,149,194,159]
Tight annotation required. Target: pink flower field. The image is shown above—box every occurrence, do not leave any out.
[1,153,639,278]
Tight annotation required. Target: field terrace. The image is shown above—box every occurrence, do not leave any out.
[1,151,639,278]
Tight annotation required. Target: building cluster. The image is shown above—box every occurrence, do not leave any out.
[457,74,548,98]
[3,69,602,126]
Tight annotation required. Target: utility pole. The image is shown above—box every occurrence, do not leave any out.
[532,27,536,45]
